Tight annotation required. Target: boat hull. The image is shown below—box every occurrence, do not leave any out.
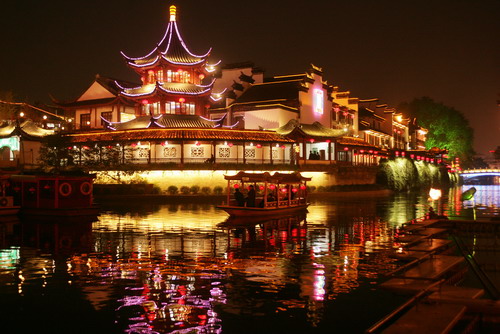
[0,207,20,216]
[217,204,309,217]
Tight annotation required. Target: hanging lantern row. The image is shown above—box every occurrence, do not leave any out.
[233,184,306,192]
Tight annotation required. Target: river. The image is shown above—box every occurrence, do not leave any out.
[0,185,499,333]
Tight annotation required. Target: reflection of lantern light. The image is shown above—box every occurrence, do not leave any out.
[429,188,442,200]
[234,184,240,189]
[43,185,50,189]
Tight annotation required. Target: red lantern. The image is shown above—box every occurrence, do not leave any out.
[228,143,233,147]
[179,97,185,103]
[256,144,262,148]
[269,185,276,190]
[309,138,315,143]
[326,139,331,143]
[344,147,349,151]
[259,185,264,190]
[281,188,287,193]
[141,99,149,105]
[292,188,298,193]
[233,184,240,189]
[300,185,306,190]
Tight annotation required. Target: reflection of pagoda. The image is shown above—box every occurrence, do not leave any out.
[119,5,219,118]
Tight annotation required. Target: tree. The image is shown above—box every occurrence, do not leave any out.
[399,97,475,166]
[0,91,19,120]
[494,146,500,160]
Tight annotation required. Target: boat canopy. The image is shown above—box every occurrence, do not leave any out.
[223,171,311,184]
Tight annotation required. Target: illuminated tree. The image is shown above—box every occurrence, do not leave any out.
[399,97,475,165]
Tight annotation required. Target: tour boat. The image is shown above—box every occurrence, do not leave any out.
[217,171,311,217]
[0,175,20,216]
[9,172,99,218]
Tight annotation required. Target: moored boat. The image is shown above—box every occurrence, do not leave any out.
[217,171,311,217]
[10,172,99,218]
[0,174,20,216]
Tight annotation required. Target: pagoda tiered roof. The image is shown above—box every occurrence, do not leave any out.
[121,5,211,69]
[101,114,225,131]
[120,81,214,98]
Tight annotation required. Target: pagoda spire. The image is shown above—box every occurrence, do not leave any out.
[169,5,176,22]
[121,4,211,67]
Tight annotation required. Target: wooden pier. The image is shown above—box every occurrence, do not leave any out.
[367,218,500,334]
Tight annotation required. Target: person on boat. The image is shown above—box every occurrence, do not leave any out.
[246,185,256,207]
[234,188,245,206]
[427,207,438,219]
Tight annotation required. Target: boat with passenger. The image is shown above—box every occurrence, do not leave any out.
[217,171,311,217]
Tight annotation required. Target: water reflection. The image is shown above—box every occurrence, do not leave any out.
[0,186,499,333]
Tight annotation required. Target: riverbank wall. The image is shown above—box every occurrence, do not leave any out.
[92,166,380,194]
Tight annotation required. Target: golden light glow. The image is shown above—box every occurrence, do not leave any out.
[429,188,442,200]
[169,5,177,21]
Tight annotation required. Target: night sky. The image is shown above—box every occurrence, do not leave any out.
[1,0,498,155]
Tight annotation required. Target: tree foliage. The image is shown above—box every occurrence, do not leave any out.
[399,97,475,165]
[0,91,19,120]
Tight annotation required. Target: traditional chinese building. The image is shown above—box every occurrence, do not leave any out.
[118,5,222,118]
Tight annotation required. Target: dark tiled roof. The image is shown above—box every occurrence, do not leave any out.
[65,128,294,144]
[122,82,212,97]
[274,119,345,138]
[336,136,378,149]
[239,72,255,84]
[105,114,220,131]
[0,120,54,139]
[53,97,120,108]
[234,80,302,104]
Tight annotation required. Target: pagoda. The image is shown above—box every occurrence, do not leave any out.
[119,5,220,117]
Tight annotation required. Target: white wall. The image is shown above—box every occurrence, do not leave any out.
[238,108,298,130]
[298,73,332,127]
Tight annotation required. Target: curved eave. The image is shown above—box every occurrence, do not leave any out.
[52,96,134,109]
[121,84,213,98]
[64,128,295,144]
